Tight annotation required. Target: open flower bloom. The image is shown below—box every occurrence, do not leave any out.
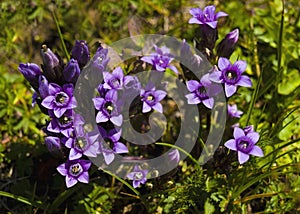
[103,67,131,90]
[141,45,178,74]
[47,109,74,137]
[225,127,264,164]
[209,57,252,97]
[185,73,220,109]
[93,89,123,126]
[127,165,148,188]
[57,159,91,188]
[188,5,228,28]
[41,83,77,118]
[227,104,243,118]
[140,82,167,113]
[98,127,128,165]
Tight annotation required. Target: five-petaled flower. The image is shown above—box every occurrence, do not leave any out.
[41,83,77,118]
[188,5,228,29]
[224,127,264,164]
[140,82,167,113]
[57,159,91,188]
[209,57,252,97]
[185,73,221,109]
[227,104,243,118]
[127,165,148,188]
[93,89,123,126]
[103,67,130,90]
[141,45,178,74]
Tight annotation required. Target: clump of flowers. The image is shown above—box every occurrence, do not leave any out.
[18,4,264,189]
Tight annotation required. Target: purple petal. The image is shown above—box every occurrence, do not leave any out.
[105,89,118,102]
[238,151,250,164]
[156,64,166,72]
[189,8,201,16]
[103,152,115,165]
[237,75,252,87]
[209,71,222,83]
[141,56,154,64]
[48,83,61,95]
[234,127,245,139]
[111,129,122,142]
[41,96,54,109]
[69,96,77,108]
[185,93,201,104]
[127,172,135,180]
[54,107,66,118]
[218,57,230,70]
[200,73,211,86]
[249,145,264,157]
[110,114,123,126]
[234,60,247,72]
[188,18,203,24]
[77,171,89,183]
[156,90,167,101]
[66,175,78,188]
[114,142,128,153]
[133,180,140,188]
[206,21,218,29]
[225,83,237,97]
[186,80,200,92]
[57,164,67,176]
[202,97,214,109]
[168,65,178,74]
[83,147,98,157]
[215,11,228,19]
[63,84,74,96]
[69,148,82,160]
[224,139,237,151]
[93,97,104,110]
[96,111,109,123]
[64,138,73,148]
[142,102,152,113]
[80,160,92,171]
[247,132,260,143]
[152,103,163,113]
[113,67,124,79]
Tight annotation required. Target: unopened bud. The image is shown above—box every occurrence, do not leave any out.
[217,28,239,58]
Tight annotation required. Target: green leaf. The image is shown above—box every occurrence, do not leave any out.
[278,69,300,95]
[204,199,215,214]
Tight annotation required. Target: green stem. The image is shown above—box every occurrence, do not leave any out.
[52,10,70,61]
[155,142,199,166]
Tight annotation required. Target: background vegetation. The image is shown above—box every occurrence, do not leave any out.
[0,0,299,213]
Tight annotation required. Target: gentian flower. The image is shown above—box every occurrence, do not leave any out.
[38,75,49,99]
[140,82,167,113]
[185,73,220,109]
[71,40,90,67]
[209,57,252,97]
[57,159,91,188]
[98,127,128,165]
[141,45,178,74]
[224,127,264,164]
[91,46,109,72]
[93,89,123,126]
[244,125,254,134]
[217,28,239,58]
[41,83,77,118]
[228,104,243,118]
[188,5,228,29]
[127,165,148,188]
[18,63,42,89]
[47,109,74,137]
[64,125,99,160]
[63,59,81,84]
[103,67,129,90]
[44,136,63,158]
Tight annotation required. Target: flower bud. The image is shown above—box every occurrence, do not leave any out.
[38,75,49,99]
[44,136,63,158]
[71,40,90,67]
[63,59,80,84]
[18,63,42,89]
[217,28,239,58]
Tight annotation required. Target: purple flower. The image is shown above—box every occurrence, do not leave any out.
[63,59,81,84]
[91,46,109,72]
[18,63,42,89]
[41,45,62,82]
[41,83,77,118]
[168,149,180,164]
[127,165,148,188]
[38,75,49,99]
[44,136,62,157]
[185,73,220,109]
[98,127,128,165]
[244,125,254,134]
[71,40,90,67]
[217,28,239,58]
[228,104,243,118]
[188,5,228,29]
[209,57,252,97]
[103,67,130,90]
[140,82,167,113]
[93,90,123,126]
[64,125,99,160]
[47,109,74,137]
[57,159,91,188]
[141,45,178,74]
[224,127,264,164]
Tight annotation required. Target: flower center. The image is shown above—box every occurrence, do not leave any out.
[55,92,69,106]
[58,115,72,127]
[75,137,88,151]
[110,78,120,88]
[147,95,154,101]
[239,141,249,149]
[104,101,114,114]
[105,138,114,150]
[197,86,208,99]
[134,172,143,180]
[69,163,83,176]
